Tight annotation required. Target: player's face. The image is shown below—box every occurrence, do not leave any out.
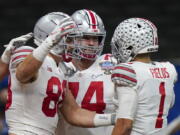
[78,35,99,45]
[65,35,100,60]
[65,35,99,53]
[76,35,99,54]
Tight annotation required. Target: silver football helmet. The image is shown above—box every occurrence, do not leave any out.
[33,12,76,56]
[111,18,158,63]
[69,9,106,60]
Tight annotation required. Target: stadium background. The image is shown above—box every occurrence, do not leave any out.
[0,0,179,134]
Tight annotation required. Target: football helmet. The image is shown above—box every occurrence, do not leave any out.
[69,9,106,60]
[33,12,76,56]
[111,18,158,63]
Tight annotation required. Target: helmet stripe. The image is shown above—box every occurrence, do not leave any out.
[86,10,97,29]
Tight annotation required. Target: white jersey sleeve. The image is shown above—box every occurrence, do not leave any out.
[111,63,138,120]
[10,46,34,69]
[116,86,138,120]
[111,63,137,87]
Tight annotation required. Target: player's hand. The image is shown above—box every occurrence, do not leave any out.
[1,33,33,64]
[44,17,76,48]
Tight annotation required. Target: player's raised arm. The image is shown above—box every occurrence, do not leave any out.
[16,17,76,83]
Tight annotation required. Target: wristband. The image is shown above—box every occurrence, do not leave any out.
[93,113,116,127]
[32,40,53,62]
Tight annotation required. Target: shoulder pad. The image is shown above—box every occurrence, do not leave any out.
[111,63,137,87]
[10,46,34,68]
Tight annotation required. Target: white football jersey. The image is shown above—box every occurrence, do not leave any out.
[112,61,177,135]
[56,54,116,135]
[6,46,65,135]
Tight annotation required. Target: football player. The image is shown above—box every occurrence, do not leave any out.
[56,9,116,135]
[6,12,115,135]
[111,18,177,135]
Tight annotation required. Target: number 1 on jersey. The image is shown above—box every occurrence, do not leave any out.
[155,82,166,128]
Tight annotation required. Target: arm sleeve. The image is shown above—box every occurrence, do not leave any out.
[10,46,34,69]
[116,86,138,120]
[111,63,137,87]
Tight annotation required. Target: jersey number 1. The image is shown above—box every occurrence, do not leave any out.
[155,82,166,128]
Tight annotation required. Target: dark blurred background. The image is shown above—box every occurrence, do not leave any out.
[0,0,180,134]
[0,0,180,63]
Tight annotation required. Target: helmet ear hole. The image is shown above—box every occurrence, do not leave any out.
[127,46,136,59]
